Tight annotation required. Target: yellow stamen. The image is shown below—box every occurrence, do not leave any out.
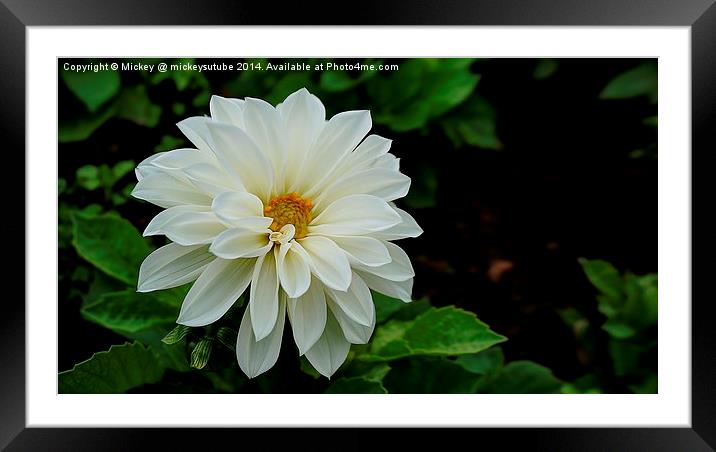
[263,192,312,239]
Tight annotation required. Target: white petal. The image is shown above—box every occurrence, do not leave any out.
[298,236,351,291]
[355,241,415,281]
[249,249,280,340]
[209,227,272,259]
[372,205,424,241]
[324,235,390,267]
[143,205,210,237]
[205,121,274,201]
[231,217,274,230]
[278,224,296,244]
[356,270,413,302]
[313,168,411,211]
[325,272,374,327]
[347,134,392,168]
[304,309,351,378]
[183,163,244,196]
[212,191,265,225]
[279,88,326,190]
[237,295,286,378]
[161,211,226,246]
[277,241,311,298]
[332,134,392,180]
[210,95,245,127]
[132,171,212,208]
[309,194,402,236]
[137,243,214,292]
[176,116,216,154]
[300,110,371,196]
[373,153,400,171]
[327,296,375,344]
[176,258,254,326]
[242,97,286,190]
[287,278,327,355]
[135,153,164,181]
[151,148,214,170]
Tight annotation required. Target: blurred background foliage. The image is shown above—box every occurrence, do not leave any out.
[58,57,657,394]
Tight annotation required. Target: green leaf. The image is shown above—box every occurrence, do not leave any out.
[216,327,237,351]
[326,377,388,394]
[71,213,152,285]
[560,373,603,394]
[61,68,121,112]
[76,165,100,190]
[367,59,424,111]
[621,273,658,330]
[152,341,190,373]
[340,361,391,382]
[81,290,179,334]
[441,95,502,150]
[76,161,133,193]
[172,102,186,116]
[597,295,618,318]
[641,275,658,325]
[533,58,559,80]
[578,258,623,302]
[602,321,636,339]
[115,85,162,127]
[150,58,197,91]
[59,342,165,393]
[373,291,405,323]
[384,357,481,393]
[360,306,506,362]
[190,338,213,369]
[112,183,135,206]
[390,298,432,321]
[320,71,363,92]
[600,61,657,103]
[475,361,563,394]
[162,325,192,345]
[453,346,505,375]
[423,66,480,118]
[402,307,506,354]
[609,339,644,377]
[82,268,126,307]
[58,104,116,142]
[368,59,480,132]
[377,101,431,132]
[443,117,502,150]
[629,373,657,394]
[112,160,136,182]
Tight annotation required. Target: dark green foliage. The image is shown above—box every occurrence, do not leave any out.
[574,258,658,393]
[71,213,151,285]
[59,342,166,393]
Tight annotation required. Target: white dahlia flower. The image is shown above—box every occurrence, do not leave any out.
[133,88,422,378]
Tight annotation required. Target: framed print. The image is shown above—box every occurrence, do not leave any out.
[4,0,714,449]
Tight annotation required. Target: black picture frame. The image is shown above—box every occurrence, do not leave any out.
[4,0,713,449]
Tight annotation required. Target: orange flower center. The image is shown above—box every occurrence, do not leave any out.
[263,192,312,239]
